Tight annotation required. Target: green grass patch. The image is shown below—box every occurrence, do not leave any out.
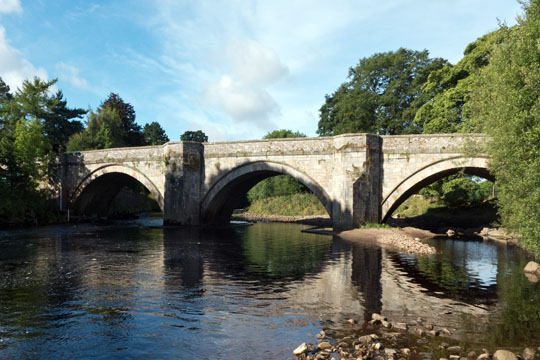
[246,193,327,216]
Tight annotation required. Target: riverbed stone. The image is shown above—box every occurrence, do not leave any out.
[493,350,518,360]
[293,342,308,356]
[477,353,489,360]
[318,341,332,350]
[447,346,462,354]
[524,261,540,273]
[394,322,408,330]
[372,313,387,322]
[523,347,536,360]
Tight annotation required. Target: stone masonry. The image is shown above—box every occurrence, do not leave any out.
[59,133,489,230]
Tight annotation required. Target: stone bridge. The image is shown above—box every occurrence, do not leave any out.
[58,133,491,230]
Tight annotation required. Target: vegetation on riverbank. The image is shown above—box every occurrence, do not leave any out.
[246,193,327,217]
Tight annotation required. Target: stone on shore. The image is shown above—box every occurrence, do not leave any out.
[524,261,540,273]
[493,350,518,360]
[293,342,308,356]
[318,341,332,350]
[523,347,536,360]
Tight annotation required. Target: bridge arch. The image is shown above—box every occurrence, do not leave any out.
[70,164,164,215]
[201,161,333,225]
[381,156,493,222]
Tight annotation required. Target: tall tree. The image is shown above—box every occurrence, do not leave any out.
[472,0,540,257]
[99,93,144,146]
[180,130,208,142]
[318,48,447,136]
[67,107,126,151]
[415,27,511,134]
[143,121,169,145]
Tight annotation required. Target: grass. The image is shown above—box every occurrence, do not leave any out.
[246,193,327,217]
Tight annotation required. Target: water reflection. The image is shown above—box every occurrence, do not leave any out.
[0,222,539,358]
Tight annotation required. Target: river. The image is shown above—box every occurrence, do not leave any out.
[0,220,539,359]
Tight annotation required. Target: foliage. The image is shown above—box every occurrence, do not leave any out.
[0,77,64,226]
[247,130,308,204]
[416,28,511,134]
[99,93,144,146]
[180,130,208,142]
[246,193,327,216]
[263,129,306,139]
[143,121,169,145]
[66,107,126,151]
[471,0,540,257]
[247,175,308,201]
[317,48,447,136]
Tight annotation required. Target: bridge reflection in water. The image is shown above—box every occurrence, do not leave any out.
[0,222,539,358]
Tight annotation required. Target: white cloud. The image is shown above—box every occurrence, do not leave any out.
[0,25,48,91]
[0,0,22,14]
[204,39,288,129]
[57,62,88,89]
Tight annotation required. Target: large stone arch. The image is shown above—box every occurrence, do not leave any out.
[70,164,164,215]
[201,161,333,225]
[381,156,493,222]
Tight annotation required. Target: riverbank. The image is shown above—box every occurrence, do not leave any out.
[293,312,539,360]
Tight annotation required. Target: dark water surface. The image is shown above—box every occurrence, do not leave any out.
[0,221,539,359]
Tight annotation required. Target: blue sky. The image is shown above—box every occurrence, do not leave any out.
[0,0,522,141]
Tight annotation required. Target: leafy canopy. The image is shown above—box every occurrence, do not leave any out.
[471,0,540,257]
[143,121,169,145]
[317,48,447,136]
[180,130,208,142]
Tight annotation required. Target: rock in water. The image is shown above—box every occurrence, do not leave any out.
[493,350,518,360]
[293,343,308,356]
[524,261,540,273]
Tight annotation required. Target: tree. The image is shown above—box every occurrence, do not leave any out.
[415,28,511,134]
[318,48,447,136]
[180,130,208,142]
[472,0,540,257]
[3,78,86,153]
[143,121,169,145]
[99,93,144,146]
[66,107,125,151]
[263,129,306,139]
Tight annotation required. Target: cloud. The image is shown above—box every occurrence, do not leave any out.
[57,62,88,89]
[203,39,288,129]
[0,0,22,14]
[0,25,48,91]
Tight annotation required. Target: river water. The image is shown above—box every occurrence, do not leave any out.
[0,220,539,359]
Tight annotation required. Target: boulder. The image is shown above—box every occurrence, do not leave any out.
[493,350,518,360]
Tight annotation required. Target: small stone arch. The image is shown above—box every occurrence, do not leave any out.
[70,164,164,214]
[201,161,333,225]
[381,156,493,222]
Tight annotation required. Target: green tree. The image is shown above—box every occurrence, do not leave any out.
[416,28,511,134]
[263,129,306,139]
[67,107,125,151]
[318,48,447,136]
[180,130,208,142]
[471,0,540,257]
[143,121,169,145]
[99,93,144,146]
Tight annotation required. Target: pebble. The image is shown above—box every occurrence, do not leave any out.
[447,345,462,354]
